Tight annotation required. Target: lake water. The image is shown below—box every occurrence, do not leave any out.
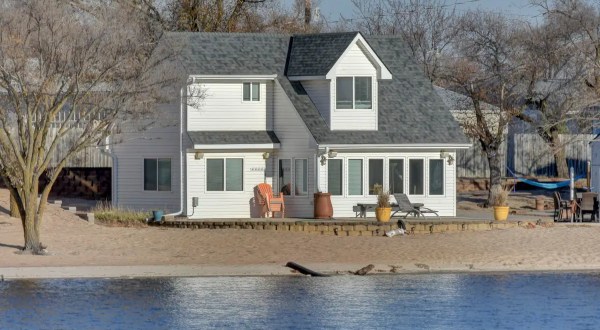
[1,272,600,329]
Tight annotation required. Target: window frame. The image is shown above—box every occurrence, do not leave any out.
[347,157,365,196]
[388,157,405,195]
[368,158,384,196]
[327,158,344,196]
[407,157,425,196]
[277,157,310,198]
[335,76,373,110]
[205,157,245,192]
[143,158,172,192]
[428,158,445,196]
[242,82,260,102]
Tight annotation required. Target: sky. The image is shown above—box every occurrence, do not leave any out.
[284,0,544,24]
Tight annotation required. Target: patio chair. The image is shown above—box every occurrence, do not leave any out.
[256,183,285,218]
[578,192,598,222]
[392,193,439,218]
[553,191,572,222]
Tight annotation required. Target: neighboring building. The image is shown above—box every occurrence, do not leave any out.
[592,135,600,193]
[112,32,470,218]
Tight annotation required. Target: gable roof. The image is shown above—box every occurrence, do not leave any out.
[285,32,357,77]
[169,32,469,146]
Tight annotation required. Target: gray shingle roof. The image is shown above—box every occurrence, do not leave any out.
[285,32,358,77]
[188,131,280,145]
[168,32,469,145]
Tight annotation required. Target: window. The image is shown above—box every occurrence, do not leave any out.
[368,159,383,195]
[278,159,291,195]
[389,159,404,194]
[328,159,343,195]
[295,159,308,196]
[429,159,444,195]
[144,158,171,191]
[348,159,363,195]
[207,158,243,191]
[335,77,372,109]
[243,82,260,101]
[408,159,424,195]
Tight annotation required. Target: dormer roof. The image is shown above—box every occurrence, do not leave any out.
[285,32,392,80]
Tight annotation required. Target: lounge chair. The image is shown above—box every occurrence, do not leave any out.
[578,192,598,222]
[256,183,285,218]
[392,193,439,218]
[553,191,572,222]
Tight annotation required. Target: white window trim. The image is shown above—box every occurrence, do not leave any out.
[327,158,345,197]
[142,157,172,192]
[367,158,385,196]
[294,158,310,198]
[427,157,446,197]
[334,76,374,111]
[387,157,406,195]
[407,157,426,196]
[205,157,245,193]
[242,82,261,102]
[278,157,310,198]
[346,157,366,197]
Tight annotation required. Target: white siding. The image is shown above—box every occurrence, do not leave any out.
[273,80,318,218]
[592,142,600,194]
[187,80,273,131]
[330,42,378,131]
[186,152,274,219]
[318,150,457,217]
[302,80,331,126]
[113,104,181,213]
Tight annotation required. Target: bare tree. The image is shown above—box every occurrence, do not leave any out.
[441,11,525,205]
[0,0,183,254]
[352,0,458,82]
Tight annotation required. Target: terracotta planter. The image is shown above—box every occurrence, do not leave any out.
[376,207,392,222]
[493,206,510,221]
[313,192,333,219]
[535,197,545,211]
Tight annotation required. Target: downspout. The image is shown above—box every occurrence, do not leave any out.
[166,86,185,218]
[99,137,118,207]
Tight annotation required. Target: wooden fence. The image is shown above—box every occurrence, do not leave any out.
[47,128,112,168]
[457,134,595,178]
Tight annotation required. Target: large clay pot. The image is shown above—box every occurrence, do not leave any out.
[376,207,392,222]
[314,192,333,219]
[493,206,510,221]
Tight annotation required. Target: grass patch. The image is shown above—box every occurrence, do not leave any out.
[93,202,149,227]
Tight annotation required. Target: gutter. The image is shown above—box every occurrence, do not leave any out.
[319,143,472,150]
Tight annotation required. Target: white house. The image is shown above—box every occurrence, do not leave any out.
[111,32,471,218]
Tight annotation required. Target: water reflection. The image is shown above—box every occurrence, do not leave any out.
[2,273,600,329]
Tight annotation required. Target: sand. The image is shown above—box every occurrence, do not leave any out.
[1,189,600,279]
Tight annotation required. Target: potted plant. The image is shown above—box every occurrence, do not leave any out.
[491,185,510,221]
[374,184,392,222]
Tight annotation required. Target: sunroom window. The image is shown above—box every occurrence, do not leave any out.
[429,159,444,195]
[207,158,243,191]
[408,159,424,195]
[336,77,372,109]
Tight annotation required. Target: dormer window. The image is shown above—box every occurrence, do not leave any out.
[336,77,372,109]
[243,82,260,101]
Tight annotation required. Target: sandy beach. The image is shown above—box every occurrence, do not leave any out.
[2,189,600,279]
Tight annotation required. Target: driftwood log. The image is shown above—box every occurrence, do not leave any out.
[285,261,329,277]
[354,264,375,275]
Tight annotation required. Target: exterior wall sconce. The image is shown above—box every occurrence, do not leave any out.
[194,151,203,160]
[440,150,454,165]
[320,155,327,166]
[262,152,270,160]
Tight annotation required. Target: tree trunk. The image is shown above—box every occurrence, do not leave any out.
[10,193,20,218]
[487,149,503,207]
[17,188,45,254]
[551,132,568,178]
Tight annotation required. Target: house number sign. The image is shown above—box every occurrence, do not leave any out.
[250,167,266,172]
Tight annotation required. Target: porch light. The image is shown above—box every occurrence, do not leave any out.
[320,155,328,166]
[447,155,455,166]
[194,151,203,160]
[262,152,270,160]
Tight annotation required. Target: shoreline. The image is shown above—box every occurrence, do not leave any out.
[3,264,600,280]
